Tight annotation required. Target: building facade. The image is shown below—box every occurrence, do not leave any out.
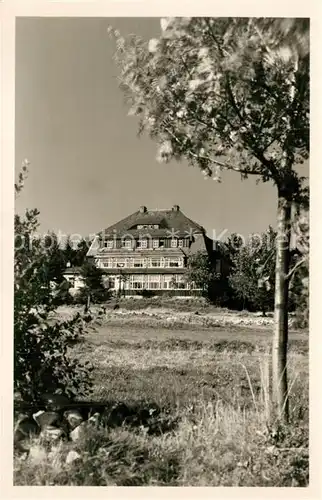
[85,205,222,296]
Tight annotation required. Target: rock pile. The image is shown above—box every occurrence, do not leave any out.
[14,393,166,455]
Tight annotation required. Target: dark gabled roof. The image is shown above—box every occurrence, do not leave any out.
[98,208,204,239]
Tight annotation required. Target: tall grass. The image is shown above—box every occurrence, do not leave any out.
[14,318,308,486]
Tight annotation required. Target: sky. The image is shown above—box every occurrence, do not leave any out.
[15,17,309,243]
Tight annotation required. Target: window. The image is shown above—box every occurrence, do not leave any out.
[175,276,187,289]
[108,278,115,289]
[132,282,143,289]
[178,239,184,248]
[122,239,133,249]
[171,239,178,248]
[101,261,110,268]
[152,239,159,249]
[104,240,114,249]
[159,240,165,248]
[137,239,148,249]
[169,259,179,267]
[149,282,159,289]
[68,277,75,287]
[163,282,168,289]
[215,259,221,273]
[153,225,159,229]
[133,259,144,268]
[151,259,161,267]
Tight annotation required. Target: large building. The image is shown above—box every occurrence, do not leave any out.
[85,205,223,296]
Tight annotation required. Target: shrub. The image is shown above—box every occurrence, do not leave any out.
[14,162,94,403]
[79,260,111,305]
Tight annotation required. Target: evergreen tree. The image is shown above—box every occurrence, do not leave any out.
[77,259,110,305]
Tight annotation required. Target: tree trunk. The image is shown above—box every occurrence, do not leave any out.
[272,193,292,423]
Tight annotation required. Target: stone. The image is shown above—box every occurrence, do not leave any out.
[32,410,45,421]
[63,409,83,430]
[70,422,87,442]
[15,417,39,439]
[65,450,82,465]
[28,444,47,464]
[33,410,60,429]
[40,426,64,442]
[88,412,100,427]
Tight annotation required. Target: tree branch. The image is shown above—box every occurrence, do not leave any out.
[163,125,253,174]
[286,256,307,282]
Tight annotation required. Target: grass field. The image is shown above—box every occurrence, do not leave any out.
[14,306,309,486]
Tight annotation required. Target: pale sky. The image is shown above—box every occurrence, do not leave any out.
[15,17,309,242]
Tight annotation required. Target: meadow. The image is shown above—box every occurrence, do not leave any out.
[14,301,309,486]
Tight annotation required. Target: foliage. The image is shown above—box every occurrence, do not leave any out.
[42,232,67,284]
[63,236,90,268]
[289,209,309,327]
[73,238,90,267]
[77,259,111,305]
[228,227,276,314]
[111,18,308,199]
[14,162,94,402]
[184,250,220,301]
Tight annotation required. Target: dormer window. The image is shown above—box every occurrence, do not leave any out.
[122,239,133,249]
[104,240,114,249]
[137,224,159,230]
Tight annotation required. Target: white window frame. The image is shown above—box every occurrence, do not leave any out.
[122,239,133,249]
[104,240,114,249]
[152,239,159,249]
[178,239,184,248]
[171,238,178,248]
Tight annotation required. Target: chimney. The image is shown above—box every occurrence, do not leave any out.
[172,204,180,211]
[139,206,147,213]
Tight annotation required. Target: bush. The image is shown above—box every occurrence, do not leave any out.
[14,163,94,403]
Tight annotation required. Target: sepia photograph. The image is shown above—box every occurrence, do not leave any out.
[12,15,309,487]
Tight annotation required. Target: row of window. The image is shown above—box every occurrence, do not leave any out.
[107,274,190,290]
[99,257,184,269]
[103,238,186,250]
